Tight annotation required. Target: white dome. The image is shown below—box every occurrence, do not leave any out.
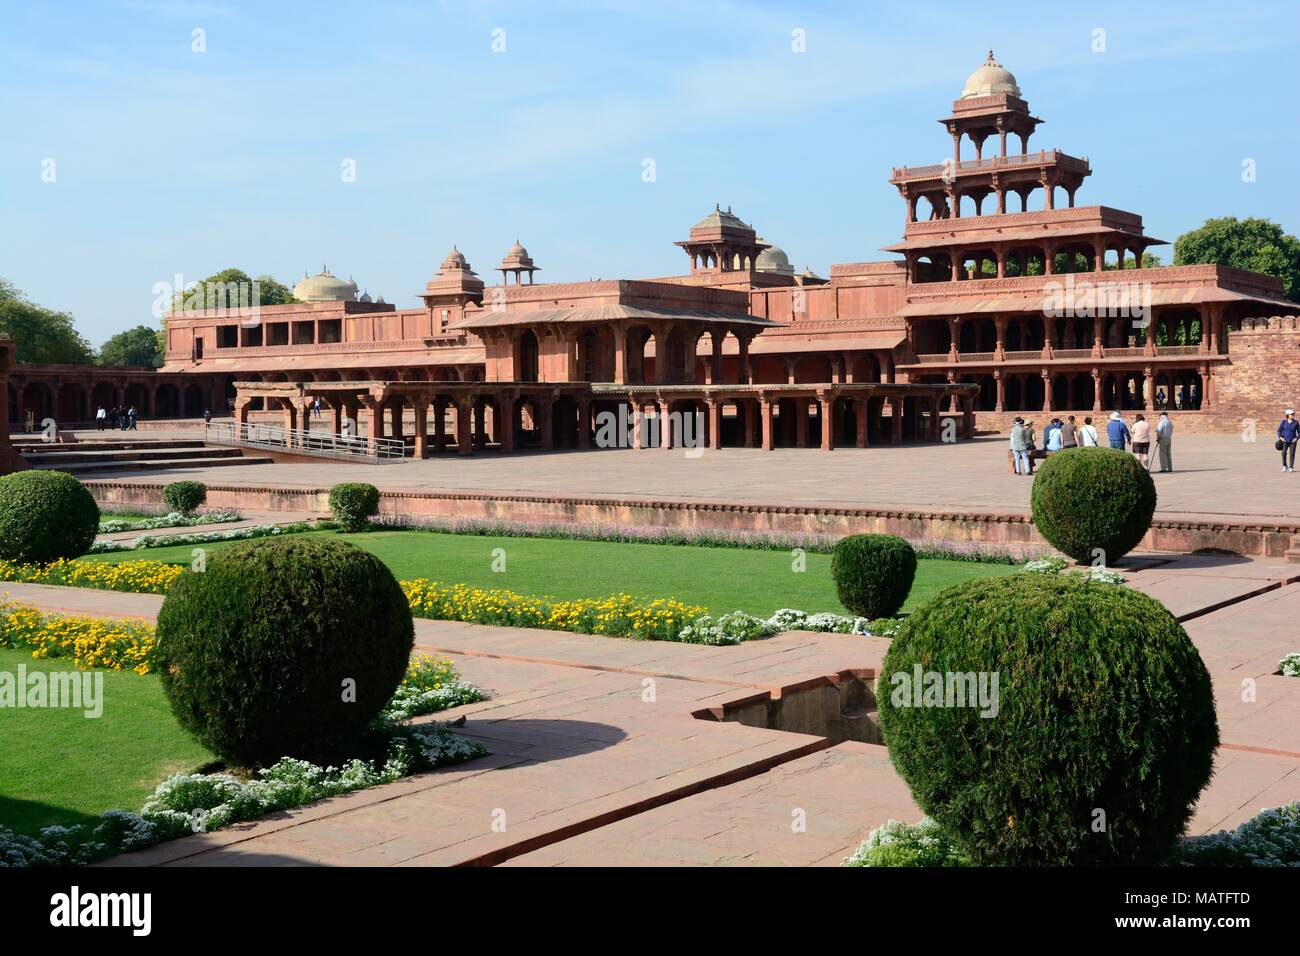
[961,50,1020,100]
[292,266,359,302]
[755,242,795,276]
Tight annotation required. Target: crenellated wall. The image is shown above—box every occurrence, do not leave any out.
[1215,316,1300,432]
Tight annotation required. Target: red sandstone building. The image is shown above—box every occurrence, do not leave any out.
[10,54,1298,452]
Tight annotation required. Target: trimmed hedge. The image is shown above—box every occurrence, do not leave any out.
[1030,447,1156,564]
[329,482,380,533]
[831,534,916,618]
[0,470,99,564]
[163,481,206,516]
[878,574,1218,865]
[155,536,414,767]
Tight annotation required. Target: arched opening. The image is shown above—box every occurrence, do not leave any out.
[183,383,204,418]
[794,354,833,384]
[57,383,86,423]
[515,329,540,383]
[155,383,180,418]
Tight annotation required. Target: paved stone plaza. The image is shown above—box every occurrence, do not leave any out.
[81,430,1300,523]
[6,546,1298,868]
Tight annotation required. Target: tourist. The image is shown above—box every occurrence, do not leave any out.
[1190,382,1200,410]
[203,408,212,425]
[108,406,119,429]
[24,409,33,433]
[1060,415,1078,449]
[1045,420,1063,455]
[95,405,106,431]
[1079,416,1100,447]
[1009,416,1031,476]
[1023,420,1037,473]
[1155,412,1174,472]
[1131,414,1151,467]
[313,396,322,419]
[127,406,138,430]
[1106,411,1131,450]
[1278,409,1299,472]
[1155,388,1166,410]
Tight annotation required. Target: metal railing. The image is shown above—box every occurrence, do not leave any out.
[205,421,407,463]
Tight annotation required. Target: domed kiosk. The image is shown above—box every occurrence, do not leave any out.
[292,267,359,303]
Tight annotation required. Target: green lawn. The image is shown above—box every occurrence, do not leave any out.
[87,529,1015,616]
[0,648,213,836]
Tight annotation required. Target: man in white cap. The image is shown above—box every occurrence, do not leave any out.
[1105,411,1131,450]
[1279,409,1299,472]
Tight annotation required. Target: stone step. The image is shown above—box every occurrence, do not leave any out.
[19,446,242,465]
[14,439,208,453]
[31,454,274,476]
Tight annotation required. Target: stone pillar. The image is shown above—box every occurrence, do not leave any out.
[963,395,975,438]
[652,330,668,384]
[795,399,808,448]
[455,399,474,455]
[1143,366,1154,411]
[744,400,757,448]
[537,397,554,450]
[613,325,628,384]
[1042,314,1055,359]
[361,396,381,456]
[760,397,775,451]
[784,357,797,385]
[1091,369,1102,412]
[948,318,960,362]
[432,398,447,451]
[412,401,428,458]
[473,398,487,449]
[499,397,516,453]
[1092,315,1105,358]
[658,400,673,450]
[891,399,903,444]
[994,370,1005,412]
[737,333,752,385]
[711,331,725,385]
[1201,363,1214,408]
[819,395,834,451]
[282,401,296,447]
[707,400,722,450]
[854,398,868,447]
[1041,369,1052,413]
[330,400,343,435]
[389,399,405,442]
[577,398,592,449]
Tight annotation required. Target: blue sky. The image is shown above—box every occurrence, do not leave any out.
[3,0,1298,344]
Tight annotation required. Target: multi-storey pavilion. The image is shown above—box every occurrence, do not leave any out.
[12,53,1294,448]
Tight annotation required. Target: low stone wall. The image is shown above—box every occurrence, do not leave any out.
[974,409,1220,436]
[84,480,1300,559]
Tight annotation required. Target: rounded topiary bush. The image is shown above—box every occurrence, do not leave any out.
[877,574,1218,865]
[1030,447,1156,564]
[163,480,206,516]
[329,482,380,533]
[0,470,100,563]
[155,536,414,767]
[831,534,917,619]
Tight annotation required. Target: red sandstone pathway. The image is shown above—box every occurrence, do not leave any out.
[5,555,1297,867]
[79,434,1300,525]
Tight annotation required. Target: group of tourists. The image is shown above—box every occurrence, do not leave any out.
[95,405,139,430]
[1008,410,1175,475]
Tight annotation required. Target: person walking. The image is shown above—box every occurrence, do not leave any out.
[1106,411,1131,450]
[1079,416,1100,447]
[127,405,138,430]
[1278,409,1299,472]
[312,396,322,419]
[95,405,106,431]
[1009,417,1031,476]
[1131,413,1151,468]
[203,408,212,425]
[1059,415,1078,449]
[1155,412,1174,472]
[1190,382,1200,411]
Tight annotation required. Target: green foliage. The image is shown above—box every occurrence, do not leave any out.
[155,536,414,767]
[843,818,972,867]
[98,324,163,368]
[831,534,917,618]
[1030,447,1157,563]
[0,277,94,364]
[878,574,1219,865]
[0,470,100,563]
[1174,216,1300,300]
[162,481,206,516]
[328,482,380,532]
[170,268,297,312]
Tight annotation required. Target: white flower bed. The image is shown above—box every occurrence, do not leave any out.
[98,511,242,534]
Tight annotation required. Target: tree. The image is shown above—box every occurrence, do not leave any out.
[170,268,297,312]
[0,277,95,365]
[99,324,163,368]
[1174,217,1300,301]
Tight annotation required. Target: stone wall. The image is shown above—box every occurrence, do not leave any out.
[1214,316,1300,435]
